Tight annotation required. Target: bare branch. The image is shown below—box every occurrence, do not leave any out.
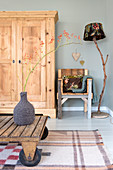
[105,54,109,65]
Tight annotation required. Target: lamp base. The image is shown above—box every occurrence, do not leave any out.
[91,111,109,119]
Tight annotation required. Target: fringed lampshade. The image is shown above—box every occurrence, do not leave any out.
[83,23,106,41]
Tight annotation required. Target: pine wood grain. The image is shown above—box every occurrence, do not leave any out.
[0,11,58,118]
[0,116,48,141]
[0,118,14,135]
[32,116,47,137]
[21,117,41,137]
[0,116,12,128]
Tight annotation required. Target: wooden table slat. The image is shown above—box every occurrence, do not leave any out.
[0,116,48,143]
[0,116,7,123]
[0,116,13,129]
[20,116,41,137]
[0,118,14,136]
[10,125,26,137]
[0,137,39,142]
[32,116,47,137]
[1,123,17,137]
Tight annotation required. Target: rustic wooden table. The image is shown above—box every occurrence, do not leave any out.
[0,115,48,166]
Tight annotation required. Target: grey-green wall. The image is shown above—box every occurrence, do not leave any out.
[104,0,113,111]
[0,0,112,110]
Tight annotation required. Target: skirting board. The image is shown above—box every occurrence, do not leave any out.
[62,106,113,117]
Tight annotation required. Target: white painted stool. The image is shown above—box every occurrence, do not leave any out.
[57,69,93,119]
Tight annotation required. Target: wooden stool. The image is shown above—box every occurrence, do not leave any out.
[0,115,48,167]
[57,69,93,119]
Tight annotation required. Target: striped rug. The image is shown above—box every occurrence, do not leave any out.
[0,130,113,170]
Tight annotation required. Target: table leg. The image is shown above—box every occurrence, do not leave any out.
[19,141,41,167]
[22,142,37,161]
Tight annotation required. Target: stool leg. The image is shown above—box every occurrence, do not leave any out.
[84,100,87,112]
[88,79,92,119]
[58,80,62,119]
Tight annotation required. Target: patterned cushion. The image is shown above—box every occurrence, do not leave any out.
[63,77,83,92]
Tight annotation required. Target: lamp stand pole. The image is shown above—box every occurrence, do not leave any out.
[92,37,109,118]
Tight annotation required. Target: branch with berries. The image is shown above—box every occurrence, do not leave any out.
[18,30,82,91]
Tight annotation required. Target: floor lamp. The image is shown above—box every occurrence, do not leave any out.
[83,23,109,118]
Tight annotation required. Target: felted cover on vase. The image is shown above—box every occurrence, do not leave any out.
[14,92,35,125]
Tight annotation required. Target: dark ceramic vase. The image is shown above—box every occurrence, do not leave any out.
[14,92,35,125]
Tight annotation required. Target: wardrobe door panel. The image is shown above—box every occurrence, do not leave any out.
[17,19,46,105]
[0,21,17,101]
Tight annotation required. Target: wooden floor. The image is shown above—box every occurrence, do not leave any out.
[46,111,113,159]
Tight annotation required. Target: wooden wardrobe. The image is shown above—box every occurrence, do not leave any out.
[0,11,58,118]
